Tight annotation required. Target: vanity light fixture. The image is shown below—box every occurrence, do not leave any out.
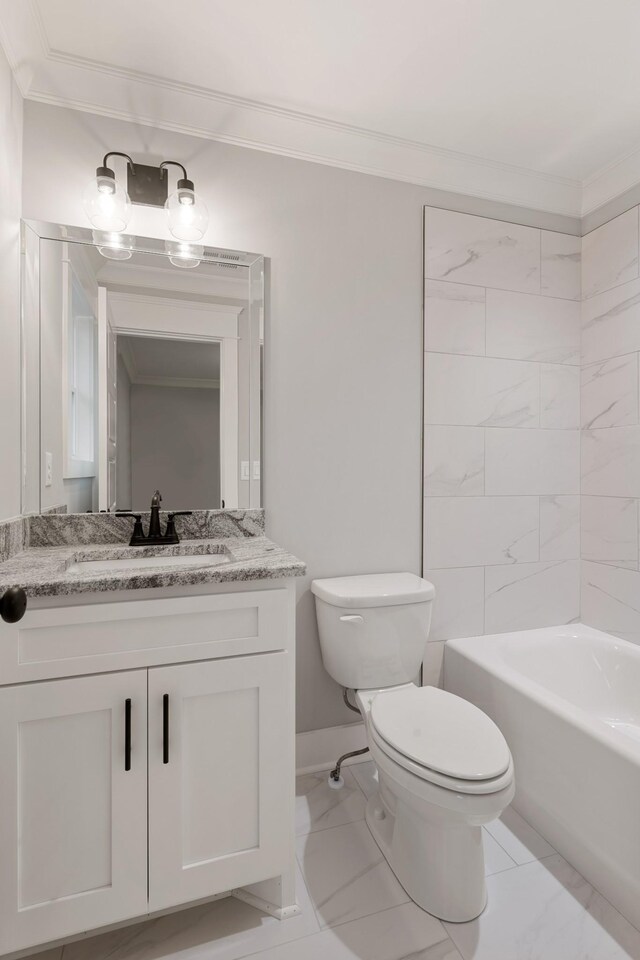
[84,153,209,242]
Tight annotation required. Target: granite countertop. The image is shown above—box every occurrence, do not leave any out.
[0,536,306,599]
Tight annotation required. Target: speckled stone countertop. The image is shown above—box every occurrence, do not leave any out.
[0,536,306,599]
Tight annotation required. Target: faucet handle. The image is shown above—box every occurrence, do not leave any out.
[116,512,145,545]
[164,511,192,544]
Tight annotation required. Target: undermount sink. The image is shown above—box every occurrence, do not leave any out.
[66,553,231,575]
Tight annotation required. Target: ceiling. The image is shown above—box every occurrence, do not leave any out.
[1,0,640,215]
[118,335,220,387]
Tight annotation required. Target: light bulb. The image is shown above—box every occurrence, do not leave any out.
[166,180,208,241]
[166,240,203,268]
[83,167,131,232]
[93,231,134,261]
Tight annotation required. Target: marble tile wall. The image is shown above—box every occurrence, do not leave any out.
[580,205,640,644]
[423,208,581,659]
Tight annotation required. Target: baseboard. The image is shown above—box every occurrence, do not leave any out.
[296,721,368,775]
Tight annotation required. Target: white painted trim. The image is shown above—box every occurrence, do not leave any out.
[0,2,582,216]
[582,141,640,215]
[296,721,368,775]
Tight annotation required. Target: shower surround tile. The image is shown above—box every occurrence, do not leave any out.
[581,426,640,498]
[581,207,639,300]
[581,561,640,643]
[581,497,638,568]
[424,280,485,356]
[425,208,540,293]
[485,289,580,364]
[540,364,580,428]
[424,353,539,427]
[539,496,580,561]
[581,355,639,429]
[423,426,484,496]
[581,276,640,363]
[484,429,580,496]
[424,497,539,569]
[423,208,580,641]
[422,566,485,642]
[484,560,580,633]
[541,231,581,300]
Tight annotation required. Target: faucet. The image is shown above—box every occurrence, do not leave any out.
[117,491,192,546]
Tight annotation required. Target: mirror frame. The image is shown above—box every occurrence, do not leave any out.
[21,220,265,515]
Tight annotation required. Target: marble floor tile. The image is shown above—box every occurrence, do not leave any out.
[296,819,409,928]
[296,768,366,836]
[350,758,379,799]
[485,805,556,865]
[61,866,319,960]
[22,951,62,960]
[248,901,463,959]
[444,854,640,960]
[482,829,517,876]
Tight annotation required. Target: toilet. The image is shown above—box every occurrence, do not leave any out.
[311,572,515,922]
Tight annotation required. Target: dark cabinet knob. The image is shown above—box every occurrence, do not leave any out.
[0,587,27,623]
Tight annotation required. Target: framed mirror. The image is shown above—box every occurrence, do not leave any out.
[21,222,264,515]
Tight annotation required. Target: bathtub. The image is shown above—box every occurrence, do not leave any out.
[445,624,640,929]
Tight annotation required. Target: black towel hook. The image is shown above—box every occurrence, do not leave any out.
[0,587,27,623]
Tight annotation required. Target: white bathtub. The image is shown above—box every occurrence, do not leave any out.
[445,624,640,929]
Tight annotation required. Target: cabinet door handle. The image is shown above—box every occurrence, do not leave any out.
[163,694,169,764]
[124,698,132,771]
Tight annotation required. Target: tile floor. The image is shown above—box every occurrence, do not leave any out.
[24,761,640,960]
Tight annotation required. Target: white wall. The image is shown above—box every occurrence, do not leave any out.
[130,383,220,510]
[580,206,640,640]
[0,43,22,521]
[423,209,582,671]
[21,100,429,732]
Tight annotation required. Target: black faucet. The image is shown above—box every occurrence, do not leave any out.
[117,491,192,546]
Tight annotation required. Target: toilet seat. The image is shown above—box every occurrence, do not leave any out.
[368,685,513,795]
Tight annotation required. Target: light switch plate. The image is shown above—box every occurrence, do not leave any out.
[252,461,261,480]
[240,461,250,481]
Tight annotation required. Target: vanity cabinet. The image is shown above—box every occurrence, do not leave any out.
[0,583,296,957]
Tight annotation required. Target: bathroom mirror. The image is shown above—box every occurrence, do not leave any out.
[21,221,264,515]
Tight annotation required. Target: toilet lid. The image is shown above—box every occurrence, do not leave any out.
[370,686,511,781]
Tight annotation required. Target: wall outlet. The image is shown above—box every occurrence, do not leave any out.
[45,452,53,487]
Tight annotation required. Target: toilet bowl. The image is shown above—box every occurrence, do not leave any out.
[357,684,514,921]
[311,572,515,922]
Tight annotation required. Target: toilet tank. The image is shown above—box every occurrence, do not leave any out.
[311,573,435,690]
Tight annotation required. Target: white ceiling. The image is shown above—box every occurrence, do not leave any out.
[1,0,639,215]
[118,335,220,385]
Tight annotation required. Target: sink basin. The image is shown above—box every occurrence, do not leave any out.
[66,553,231,575]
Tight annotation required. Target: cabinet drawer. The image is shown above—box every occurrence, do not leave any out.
[0,589,290,684]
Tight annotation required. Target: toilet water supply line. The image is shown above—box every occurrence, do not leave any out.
[328,688,370,789]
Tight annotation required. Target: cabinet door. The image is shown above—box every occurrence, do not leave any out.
[148,653,291,911]
[0,671,148,955]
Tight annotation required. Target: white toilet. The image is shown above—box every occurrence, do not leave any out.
[311,572,515,922]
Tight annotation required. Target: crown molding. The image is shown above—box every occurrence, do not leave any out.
[0,0,583,217]
[11,1,640,220]
[581,141,640,217]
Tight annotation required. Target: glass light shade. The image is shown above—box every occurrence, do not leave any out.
[165,187,208,241]
[165,240,203,269]
[83,174,131,232]
[93,231,134,261]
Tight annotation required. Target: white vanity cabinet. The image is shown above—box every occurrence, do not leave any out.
[0,581,296,958]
